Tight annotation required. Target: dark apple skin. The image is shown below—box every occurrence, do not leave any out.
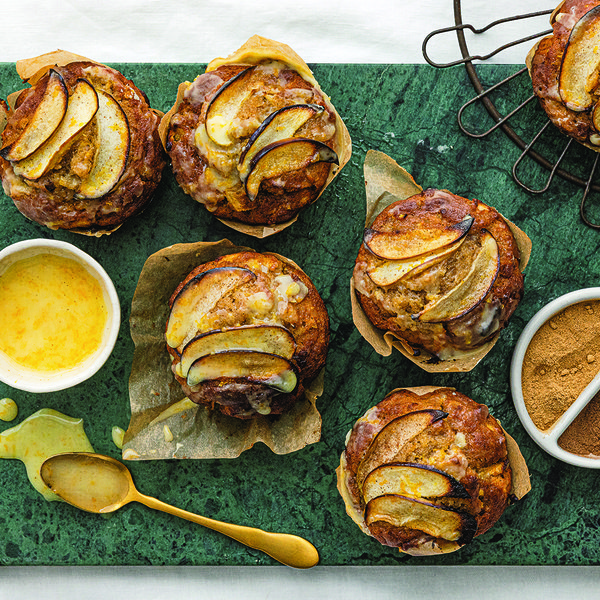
[238,103,324,174]
[363,462,471,500]
[244,137,338,200]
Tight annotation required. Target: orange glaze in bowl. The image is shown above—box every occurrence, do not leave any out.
[0,239,120,392]
[0,253,108,372]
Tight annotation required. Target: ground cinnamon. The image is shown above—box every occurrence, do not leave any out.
[557,390,600,457]
[521,301,600,454]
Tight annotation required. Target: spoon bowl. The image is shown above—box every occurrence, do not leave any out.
[41,452,319,568]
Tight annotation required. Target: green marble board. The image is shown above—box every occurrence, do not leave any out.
[1,62,600,567]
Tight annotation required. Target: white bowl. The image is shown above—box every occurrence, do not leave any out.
[510,288,600,469]
[0,239,120,393]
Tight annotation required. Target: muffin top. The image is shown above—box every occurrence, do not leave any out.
[353,189,524,360]
[0,61,165,234]
[166,60,341,225]
[165,251,329,419]
[529,0,600,149]
[338,388,512,554]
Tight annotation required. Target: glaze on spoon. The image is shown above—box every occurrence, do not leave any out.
[41,452,320,569]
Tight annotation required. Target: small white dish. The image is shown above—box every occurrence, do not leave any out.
[510,288,600,469]
[0,239,120,393]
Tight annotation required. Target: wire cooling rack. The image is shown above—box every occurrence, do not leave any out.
[422,1,600,228]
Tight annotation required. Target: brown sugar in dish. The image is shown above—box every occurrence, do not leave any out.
[521,301,600,431]
[558,390,600,457]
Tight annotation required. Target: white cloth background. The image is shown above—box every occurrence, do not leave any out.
[2,0,599,598]
[6,0,551,64]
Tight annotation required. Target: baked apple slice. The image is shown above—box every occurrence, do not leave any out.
[1,69,68,162]
[365,494,477,545]
[367,235,466,287]
[0,104,6,136]
[13,78,99,180]
[166,267,256,349]
[77,90,130,198]
[244,138,338,201]
[179,324,296,377]
[362,463,470,504]
[558,5,600,111]
[204,66,256,146]
[186,350,298,393]
[238,103,324,181]
[415,230,499,323]
[363,216,473,261]
[355,409,448,491]
[593,101,600,133]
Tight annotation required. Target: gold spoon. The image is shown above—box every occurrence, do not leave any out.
[40,452,319,569]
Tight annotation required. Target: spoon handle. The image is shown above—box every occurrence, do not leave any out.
[136,492,319,569]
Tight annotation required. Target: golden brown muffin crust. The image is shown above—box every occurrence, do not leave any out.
[0,62,166,233]
[166,63,338,225]
[342,388,512,551]
[166,251,330,418]
[530,0,600,147]
[353,189,524,359]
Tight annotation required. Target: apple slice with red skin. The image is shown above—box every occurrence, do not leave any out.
[179,324,296,378]
[1,69,68,162]
[204,66,256,147]
[367,235,466,287]
[362,462,470,504]
[13,78,99,180]
[355,409,448,492]
[244,138,338,201]
[238,103,325,181]
[166,267,256,349]
[363,216,473,261]
[77,90,130,198]
[365,494,477,545]
[186,350,298,393]
[413,230,499,323]
[558,5,600,111]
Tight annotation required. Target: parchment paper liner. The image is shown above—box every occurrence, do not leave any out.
[5,50,164,237]
[158,35,352,238]
[11,49,164,119]
[351,150,533,373]
[336,385,531,556]
[123,239,324,460]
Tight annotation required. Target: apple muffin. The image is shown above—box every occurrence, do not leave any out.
[337,387,513,555]
[0,58,165,234]
[164,36,350,226]
[165,251,329,419]
[528,0,600,149]
[353,188,524,361]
